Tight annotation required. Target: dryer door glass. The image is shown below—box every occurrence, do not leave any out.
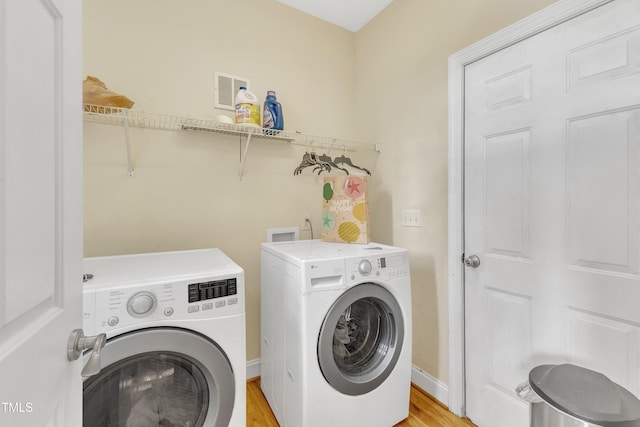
[318,283,405,396]
[83,327,236,427]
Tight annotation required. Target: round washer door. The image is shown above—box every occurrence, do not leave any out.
[317,283,404,396]
[83,327,235,427]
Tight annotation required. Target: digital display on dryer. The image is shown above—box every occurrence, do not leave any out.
[188,278,237,303]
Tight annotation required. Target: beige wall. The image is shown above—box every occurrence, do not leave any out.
[356,0,555,384]
[84,0,555,388]
[83,0,359,363]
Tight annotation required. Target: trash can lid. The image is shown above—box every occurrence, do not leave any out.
[529,364,640,427]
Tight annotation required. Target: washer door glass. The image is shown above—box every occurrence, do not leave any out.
[84,352,208,427]
[83,328,235,427]
[317,283,405,396]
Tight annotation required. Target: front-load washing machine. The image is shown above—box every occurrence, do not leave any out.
[82,249,246,427]
[260,240,412,427]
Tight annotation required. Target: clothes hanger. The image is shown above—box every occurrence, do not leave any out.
[333,154,371,175]
[311,153,333,175]
[294,152,332,175]
[318,153,349,175]
[294,152,315,175]
[294,151,370,176]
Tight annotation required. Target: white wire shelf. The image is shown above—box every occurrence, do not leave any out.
[83,104,380,177]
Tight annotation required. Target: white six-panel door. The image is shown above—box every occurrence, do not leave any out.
[0,0,83,425]
[463,0,640,425]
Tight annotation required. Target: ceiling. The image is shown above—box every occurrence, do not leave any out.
[276,0,395,32]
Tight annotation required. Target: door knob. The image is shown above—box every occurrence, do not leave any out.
[463,254,481,268]
[67,329,107,377]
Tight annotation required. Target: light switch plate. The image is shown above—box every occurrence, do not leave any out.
[401,209,422,227]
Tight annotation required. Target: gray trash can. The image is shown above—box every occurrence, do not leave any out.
[516,364,640,427]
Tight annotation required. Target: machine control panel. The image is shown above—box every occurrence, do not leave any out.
[87,275,244,334]
[347,252,409,283]
[188,278,237,303]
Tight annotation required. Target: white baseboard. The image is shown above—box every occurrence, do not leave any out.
[246,358,261,380]
[411,365,449,407]
[246,358,449,408]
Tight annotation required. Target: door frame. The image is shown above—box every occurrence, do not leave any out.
[447,0,614,417]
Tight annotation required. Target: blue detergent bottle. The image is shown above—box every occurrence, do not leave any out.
[263,91,284,132]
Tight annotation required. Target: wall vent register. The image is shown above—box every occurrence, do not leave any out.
[189,278,237,303]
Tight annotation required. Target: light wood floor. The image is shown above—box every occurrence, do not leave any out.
[247,378,476,427]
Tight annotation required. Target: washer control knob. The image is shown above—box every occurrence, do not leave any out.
[107,316,119,327]
[127,291,157,317]
[358,259,372,276]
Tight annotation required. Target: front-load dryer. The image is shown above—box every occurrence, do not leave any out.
[260,240,412,427]
[82,249,246,427]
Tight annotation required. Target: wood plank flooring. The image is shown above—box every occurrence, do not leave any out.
[246,378,476,427]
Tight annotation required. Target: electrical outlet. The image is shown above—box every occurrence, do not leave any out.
[401,209,422,227]
[301,214,311,231]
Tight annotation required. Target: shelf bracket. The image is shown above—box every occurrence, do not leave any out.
[122,110,135,177]
[239,132,253,179]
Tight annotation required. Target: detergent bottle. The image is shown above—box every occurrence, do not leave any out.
[262,90,284,132]
[234,87,260,127]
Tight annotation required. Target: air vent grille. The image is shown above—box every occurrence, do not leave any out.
[214,71,250,111]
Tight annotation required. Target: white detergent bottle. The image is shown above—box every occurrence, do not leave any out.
[234,87,261,128]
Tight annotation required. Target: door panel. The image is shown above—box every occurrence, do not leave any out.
[484,129,531,259]
[568,108,640,273]
[3,0,59,324]
[567,309,640,395]
[567,28,640,89]
[464,1,640,426]
[485,289,532,395]
[0,0,83,425]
